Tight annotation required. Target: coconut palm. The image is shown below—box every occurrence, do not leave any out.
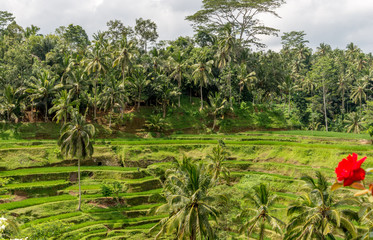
[216,25,236,107]
[151,157,219,240]
[98,74,128,127]
[58,112,95,211]
[154,75,180,118]
[168,50,187,107]
[128,67,150,109]
[65,68,88,100]
[344,111,364,134]
[192,57,213,110]
[112,37,137,83]
[237,63,256,104]
[0,85,24,122]
[49,89,79,124]
[238,183,284,240]
[285,171,359,240]
[207,92,228,130]
[85,38,109,121]
[351,79,368,117]
[26,70,60,122]
[144,114,170,137]
[206,144,230,183]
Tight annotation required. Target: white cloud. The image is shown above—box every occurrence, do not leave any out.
[1,0,373,53]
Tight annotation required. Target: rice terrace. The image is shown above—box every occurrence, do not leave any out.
[1,0,373,239]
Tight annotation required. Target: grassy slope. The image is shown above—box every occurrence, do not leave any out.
[0,124,371,239]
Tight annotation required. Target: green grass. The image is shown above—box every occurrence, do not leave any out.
[5,180,70,190]
[0,195,76,210]
[0,166,139,177]
[0,129,370,239]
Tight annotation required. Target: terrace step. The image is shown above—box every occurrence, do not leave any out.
[0,166,148,182]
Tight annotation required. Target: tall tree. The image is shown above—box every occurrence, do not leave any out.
[152,157,219,240]
[58,112,95,211]
[112,37,137,83]
[186,0,285,47]
[192,50,214,110]
[49,90,78,124]
[307,56,337,131]
[0,85,24,122]
[216,24,236,106]
[26,70,60,122]
[98,74,128,127]
[128,67,150,109]
[0,11,15,34]
[134,18,158,52]
[85,37,109,121]
[168,49,187,107]
[351,79,368,117]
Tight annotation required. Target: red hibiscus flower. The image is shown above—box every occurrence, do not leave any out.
[335,153,366,186]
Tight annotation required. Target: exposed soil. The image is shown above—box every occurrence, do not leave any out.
[87,198,125,208]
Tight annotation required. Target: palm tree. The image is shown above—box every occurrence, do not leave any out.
[151,157,219,239]
[216,25,235,107]
[285,171,358,239]
[344,111,364,134]
[239,183,284,240]
[206,144,230,183]
[0,85,24,122]
[128,67,150,109]
[144,114,170,137]
[49,90,79,124]
[85,39,109,121]
[351,79,368,117]
[58,112,95,211]
[168,50,187,107]
[98,74,128,127]
[237,63,256,104]
[154,75,180,118]
[26,70,60,122]
[192,57,213,110]
[112,37,137,83]
[66,68,88,100]
[337,72,350,114]
[207,92,228,130]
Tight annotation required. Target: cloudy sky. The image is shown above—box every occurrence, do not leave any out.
[2,0,373,53]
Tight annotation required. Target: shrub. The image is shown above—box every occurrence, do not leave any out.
[100,184,113,198]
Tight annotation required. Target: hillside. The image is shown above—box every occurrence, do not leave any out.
[0,127,371,239]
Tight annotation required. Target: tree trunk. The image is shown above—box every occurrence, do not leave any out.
[78,158,81,211]
[212,114,216,130]
[239,88,242,105]
[189,88,192,103]
[323,83,328,132]
[94,78,97,122]
[31,102,34,123]
[163,103,166,118]
[178,75,181,108]
[44,98,48,122]
[138,89,141,109]
[288,92,291,114]
[200,84,203,110]
[228,72,232,107]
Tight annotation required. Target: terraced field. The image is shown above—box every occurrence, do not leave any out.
[0,130,372,239]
